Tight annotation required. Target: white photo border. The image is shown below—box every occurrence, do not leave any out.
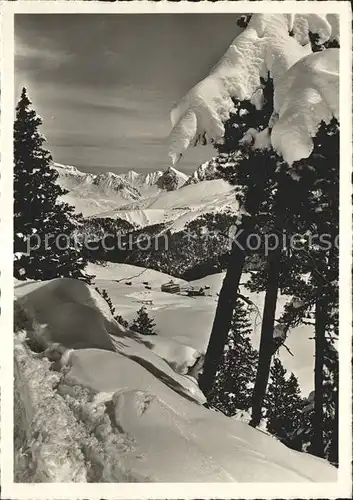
[0,1,352,498]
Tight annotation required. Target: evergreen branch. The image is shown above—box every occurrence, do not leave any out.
[237,291,262,328]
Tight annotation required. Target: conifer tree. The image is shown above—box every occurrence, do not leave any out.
[264,358,303,444]
[298,349,339,464]
[131,306,157,335]
[14,88,89,281]
[198,17,274,395]
[199,29,339,437]
[208,298,258,416]
[199,76,275,397]
[290,343,338,465]
[247,118,339,457]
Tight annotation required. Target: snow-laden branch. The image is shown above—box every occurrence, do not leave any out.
[272,48,338,164]
[169,14,339,166]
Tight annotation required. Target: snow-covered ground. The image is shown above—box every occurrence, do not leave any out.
[87,262,315,396]
[98,178,239,231]
[14,270,336,482]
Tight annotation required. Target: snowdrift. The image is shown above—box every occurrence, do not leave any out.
[15,278,204,404]
[14,277,337,482]
[169,14,339,165]
[14,334,140,483]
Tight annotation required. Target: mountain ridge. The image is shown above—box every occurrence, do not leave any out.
[53,162,190,217]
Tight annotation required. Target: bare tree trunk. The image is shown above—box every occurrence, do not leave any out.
[199,219,250,396]
[312,298,327,458]
[250,241,281,427]
[329,387,339,465]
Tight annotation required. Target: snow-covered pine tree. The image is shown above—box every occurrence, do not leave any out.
[14,88,89,282]
[208,298,258,416]
[95,287,117,315]
[248,118,339,458]
[211,122,286,426]
[293,344,338,465]
[199,74,275,397]
[250,120,339,431]
[309,32,340,52]
[264,358,303,446]
[316,349,338,464]
[294,118,339,461]
[198,15,275,397]
[169,12,339,458]
[131,306,157,335]
[115,314,129,329]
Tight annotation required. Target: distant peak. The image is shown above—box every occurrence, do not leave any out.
[165,166,189,180]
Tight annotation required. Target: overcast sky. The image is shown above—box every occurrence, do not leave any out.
[15,14,242,174]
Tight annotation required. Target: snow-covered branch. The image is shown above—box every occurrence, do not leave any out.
[169,14,339,166]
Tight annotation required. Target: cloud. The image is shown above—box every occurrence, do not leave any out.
[15,35,73,70]
[14,14,238,175]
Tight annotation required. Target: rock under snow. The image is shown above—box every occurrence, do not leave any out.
[184,157,220,185]
[169,14,339,165]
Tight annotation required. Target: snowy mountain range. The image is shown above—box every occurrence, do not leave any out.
[54,159,239,230]
[53,162,190,218]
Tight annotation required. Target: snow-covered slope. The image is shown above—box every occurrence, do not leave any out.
[97,178,239,231]
[87,263,315,396]
[169,14,339,165]
[54,163,142,217]
[14,275,337,482]
[54,161,236,229]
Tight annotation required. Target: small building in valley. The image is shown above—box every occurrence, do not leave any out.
[161,281,181,294]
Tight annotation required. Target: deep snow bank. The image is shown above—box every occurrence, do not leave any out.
[14,333,139,482]
[15,278,205,404]
[169,14,339,165]
[14,278,337,482]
